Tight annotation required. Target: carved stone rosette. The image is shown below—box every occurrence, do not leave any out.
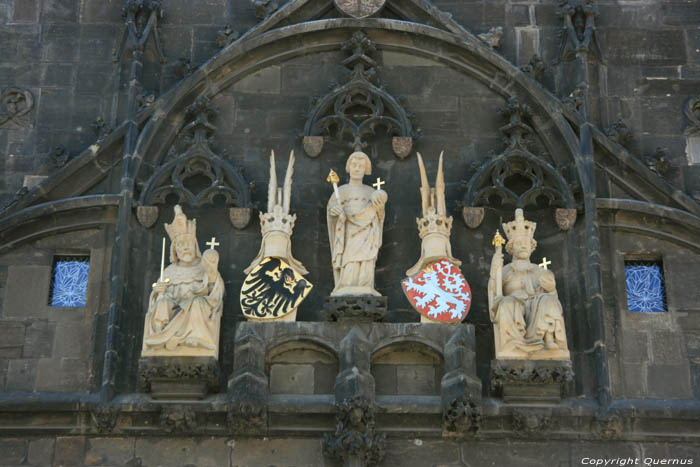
[334,0,386,18]
[323,396,386,467]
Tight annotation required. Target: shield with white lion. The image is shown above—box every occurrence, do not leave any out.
[401,259,472,323]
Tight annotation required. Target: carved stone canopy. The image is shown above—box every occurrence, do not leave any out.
[302,31,415,159]
[136,97,253,227]
[462,97,579,230]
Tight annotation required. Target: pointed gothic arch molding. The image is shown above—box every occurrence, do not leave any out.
[128,18,588,198]
[596,198,700,254]
[0,195,120,255]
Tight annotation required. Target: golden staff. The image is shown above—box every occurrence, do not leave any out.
[492,230,506,298]
[326,169,340,202]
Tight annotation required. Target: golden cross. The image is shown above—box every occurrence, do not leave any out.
[373,177,385,190]
[206,237,220,250]
[539,257,551,270]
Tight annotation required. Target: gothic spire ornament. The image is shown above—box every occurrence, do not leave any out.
[240,150,312,322]
[402,152,471,324]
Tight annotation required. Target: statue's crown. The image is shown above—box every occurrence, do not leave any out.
[260,205,295,237]
[417,210,453,239]
[503,208,536,242]
[164,205,197,241]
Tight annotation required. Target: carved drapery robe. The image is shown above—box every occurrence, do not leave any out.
[327,183,386,296]
[488,261,569,360]
[143,261,224,357]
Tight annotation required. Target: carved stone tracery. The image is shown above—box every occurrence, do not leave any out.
[463,97,579,229]
[137,97,253,226]
[556,0,601,63]
[303,31,415,159]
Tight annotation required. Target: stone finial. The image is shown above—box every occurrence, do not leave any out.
[49,145,71,168]
[478,26,503,49]
[216,25,240,48]
[604,118,632,146]
[253,0,279,19]
[406,151,461,276]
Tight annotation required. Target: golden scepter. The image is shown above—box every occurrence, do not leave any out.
[492,230,506,299]
[326,169,340,202]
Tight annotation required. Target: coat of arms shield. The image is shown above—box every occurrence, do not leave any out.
[240,257,313,321]
[401,259,472,323]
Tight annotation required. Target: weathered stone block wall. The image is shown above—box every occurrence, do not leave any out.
[0,436,698,467]
[1,0,699,206]
[600,226,700,400]
[0,227,112,392]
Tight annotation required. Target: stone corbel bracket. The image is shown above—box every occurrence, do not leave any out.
[302,31,415,159]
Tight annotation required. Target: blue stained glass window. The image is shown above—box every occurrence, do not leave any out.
[50,257,90,307]
[625,261,667,313]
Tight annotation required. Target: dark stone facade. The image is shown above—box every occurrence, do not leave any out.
[0,0,699,466]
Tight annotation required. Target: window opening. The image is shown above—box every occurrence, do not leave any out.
[49,256,90,307]
[625,260,667,313]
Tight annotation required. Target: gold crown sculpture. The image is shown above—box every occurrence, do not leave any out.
[164,205,197,241]
[503,208,536,242]
[259,205,295,237]
[416,211,453,239]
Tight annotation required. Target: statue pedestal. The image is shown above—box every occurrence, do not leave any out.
[490,359,573,403]
[139,356,219,400]
[323,295,387,322]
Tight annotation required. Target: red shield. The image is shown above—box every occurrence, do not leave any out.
[401,259,471,323]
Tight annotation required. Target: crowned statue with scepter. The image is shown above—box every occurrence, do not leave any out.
[141,205,225,357]
[488,209,570,360]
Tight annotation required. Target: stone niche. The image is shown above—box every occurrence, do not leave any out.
[267,340,338,395]
[372,342,444,396]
